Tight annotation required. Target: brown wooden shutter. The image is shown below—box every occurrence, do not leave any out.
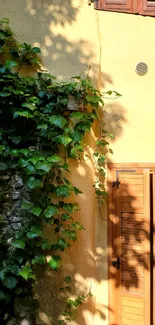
[108,168,151,325]
[138,0,155,16]
[95,0,138,13]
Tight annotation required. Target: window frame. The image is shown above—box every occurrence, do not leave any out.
[95,0,155,16]
[139,0,155,16]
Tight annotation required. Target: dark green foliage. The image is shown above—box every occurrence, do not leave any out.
[0,19,110,324]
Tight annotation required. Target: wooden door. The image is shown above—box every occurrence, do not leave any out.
[95,0,138,13]
[138,0,155,16]
[108,168,151,325]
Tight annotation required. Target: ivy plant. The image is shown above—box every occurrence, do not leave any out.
[0,18,110,324]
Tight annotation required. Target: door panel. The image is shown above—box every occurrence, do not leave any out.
[108,169,151,325]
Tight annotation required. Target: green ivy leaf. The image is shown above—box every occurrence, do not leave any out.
[49,115,67,128]
[60,98,69,105]
[48,256,61,270]
[0,269,5,281]
[44,205,58,218]
[71,131,83,142]
[61,213,72,221]
[71,221,85,231]
[12,239,25,249]
[31,207,42,217]
[108,132,114,138]
[0,31,5,39]
[22,102,36,111]
[18,158,28,168]
[41,240,51,250]
[0,91,11,97]
[64,276,72,284]
[12,89,24,95]
[4,264,20,276]
[38,91,46,98]
[32,255,46,265]
[0,145,5,153]
[25,164,36,175]
[63,229,76,241]
[10,149,19,156]
[69,148,77,159]
[98,155,106,163]
[73,187,82,195]
[0,18,9,24]
[4,276,18,289]
[57,238,68,251]
[15,231,23,239]
[56,185,71,197]
[32,47,41,54]
[13,110,33,119]
[63,203,79,213]
[36,162,51,172]
[85,94,101,103]
[21,201,33,210]
[27,225,42,239]
[14,253,23,264]
[30,58,40,65]
[61,162,69,170]
[0,47,4,54]
[47,154,62,163]
[27,177,43,189]
[37,124,47,130]
[76,121,91,132]
[9,135,22,144]
[28,156,44,165]
[70,112,85,120]
[56,135,72,146]
[71,75,81,80]
[5,60,18,69]
[20,149,30,156]
[30,96,40,104]
[19,265,35,280]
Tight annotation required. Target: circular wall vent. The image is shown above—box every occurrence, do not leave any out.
[135,62,148,76]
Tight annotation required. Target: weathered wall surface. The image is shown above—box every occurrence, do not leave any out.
[1,1,155,325]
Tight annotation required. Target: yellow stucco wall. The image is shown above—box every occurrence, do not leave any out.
[1,1,155,325]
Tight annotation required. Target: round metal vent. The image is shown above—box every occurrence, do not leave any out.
[135,62,148,76]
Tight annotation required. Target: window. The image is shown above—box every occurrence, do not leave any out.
[95,0,155,16]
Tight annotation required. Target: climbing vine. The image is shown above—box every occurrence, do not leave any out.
[0,18,110,324]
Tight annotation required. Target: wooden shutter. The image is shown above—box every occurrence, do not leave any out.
[94,0,138,13]
[108,168,151,325]
[138,0,155,16]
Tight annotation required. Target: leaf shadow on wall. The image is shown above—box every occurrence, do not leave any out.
[5,0,113,87]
